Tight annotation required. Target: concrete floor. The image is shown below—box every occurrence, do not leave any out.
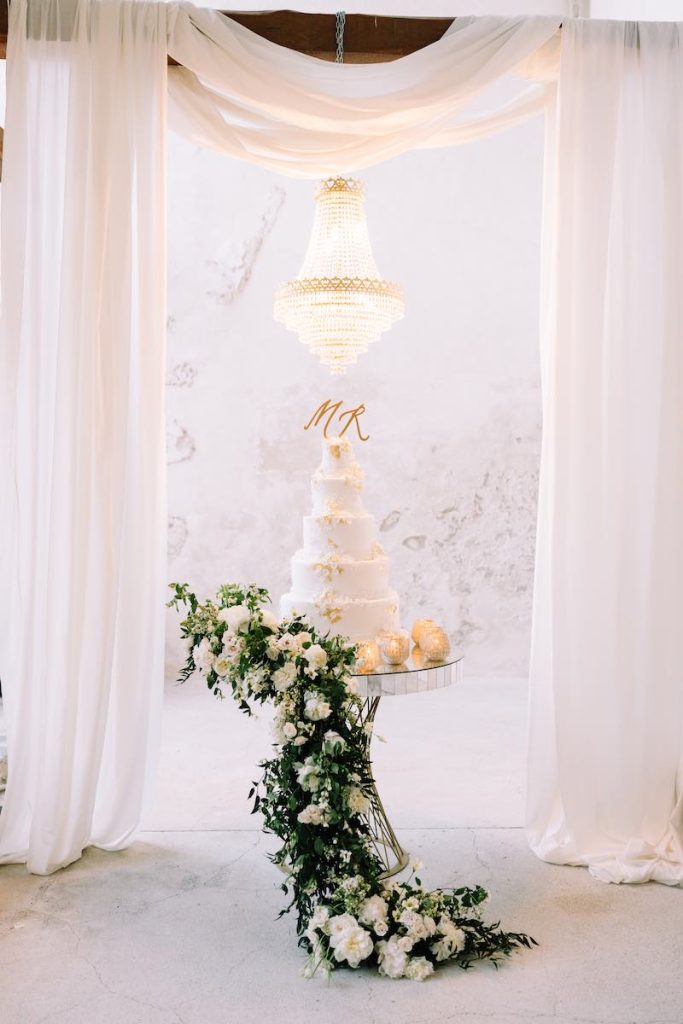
[2,677,682,1024]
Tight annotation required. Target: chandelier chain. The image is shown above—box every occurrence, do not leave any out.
[335,11,346,64]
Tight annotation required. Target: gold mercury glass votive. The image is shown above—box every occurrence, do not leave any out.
[411,618,437,646]
[419,626,451,662]
[354,640,381,674]
[377,629,410,666]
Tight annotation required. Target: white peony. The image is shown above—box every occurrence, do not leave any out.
[303,644,328,674]
[272,661,297,692]
[347,786,371,815]
[377,935,409,979]
[294,631,312,650]
[304,694,332,722]
[328,918,374,969]
[218,603,251,634]
[430,917,466,960]
[358,895,388,931]
[260,609,279,632]
[297,803,328,826]
[194,638,215,673]
[404,956,435,982]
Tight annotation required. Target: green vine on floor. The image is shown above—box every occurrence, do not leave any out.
[168,582,536,980]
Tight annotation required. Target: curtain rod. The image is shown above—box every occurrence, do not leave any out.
[0,8,459,63]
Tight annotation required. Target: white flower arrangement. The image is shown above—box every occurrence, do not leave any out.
[169,581,536,981]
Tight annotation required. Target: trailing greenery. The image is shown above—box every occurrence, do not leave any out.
[169,582,536,980]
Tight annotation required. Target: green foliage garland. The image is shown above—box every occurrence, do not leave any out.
[169,582,536,980]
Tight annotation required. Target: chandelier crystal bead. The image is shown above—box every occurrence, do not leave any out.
[273,177,405,374]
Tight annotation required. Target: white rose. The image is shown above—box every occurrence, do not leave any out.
[303,644,328,673]
[218,604,251,634]
[293,735,308,746]
[377,936,409,979]
[282,722,298,741]
[276,633,299,653]
[358,895,388,930]
[260,609,279,632]
[328,920,374,969]
[404,956,434,982]
[347,786,371,816]
[304,694,332,722]
[214,655,232,677]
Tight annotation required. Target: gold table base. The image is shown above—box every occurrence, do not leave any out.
[357,695,409,879]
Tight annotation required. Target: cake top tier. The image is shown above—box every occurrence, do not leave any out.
[320,435,356,473]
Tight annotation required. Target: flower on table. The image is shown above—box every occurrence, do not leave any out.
[218,603,251,634]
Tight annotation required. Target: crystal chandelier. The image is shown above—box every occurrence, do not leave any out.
[273,178,405,374]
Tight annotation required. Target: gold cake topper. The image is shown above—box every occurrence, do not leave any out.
[304,399,369,442]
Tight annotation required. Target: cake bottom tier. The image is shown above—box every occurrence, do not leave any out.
[280,590,400,643]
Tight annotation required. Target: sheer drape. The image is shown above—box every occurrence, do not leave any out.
[527,19,683,885]
[166,8,561,177]
[0,0,168,873]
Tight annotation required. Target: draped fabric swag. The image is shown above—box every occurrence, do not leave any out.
[0,0,680,886]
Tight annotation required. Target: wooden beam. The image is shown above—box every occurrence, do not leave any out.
[0,6,453,63]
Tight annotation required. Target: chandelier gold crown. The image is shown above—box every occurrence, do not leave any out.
[274,177,405,374]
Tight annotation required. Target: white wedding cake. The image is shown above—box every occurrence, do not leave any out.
[280,436,400,641]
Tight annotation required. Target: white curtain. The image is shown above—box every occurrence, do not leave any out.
[166,8,561,177]
[528,19,683,885]
[0,0,168,873]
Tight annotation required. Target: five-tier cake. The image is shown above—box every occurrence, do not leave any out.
[280,436,400,640]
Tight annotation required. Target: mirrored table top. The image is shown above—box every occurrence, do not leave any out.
[352,647,464,699]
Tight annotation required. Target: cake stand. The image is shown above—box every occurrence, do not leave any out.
[352,647,465,878]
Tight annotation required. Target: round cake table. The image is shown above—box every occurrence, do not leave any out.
[352,648,465,878]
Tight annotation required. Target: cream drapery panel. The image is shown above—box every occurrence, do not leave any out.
[528,19,683,885]
[0,0,168,874]
[166,7,561,177]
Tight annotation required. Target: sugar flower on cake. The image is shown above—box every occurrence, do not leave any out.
[304,692,332,721]
[218,603,251,634]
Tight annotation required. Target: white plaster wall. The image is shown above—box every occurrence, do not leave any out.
[165,90,545,677]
